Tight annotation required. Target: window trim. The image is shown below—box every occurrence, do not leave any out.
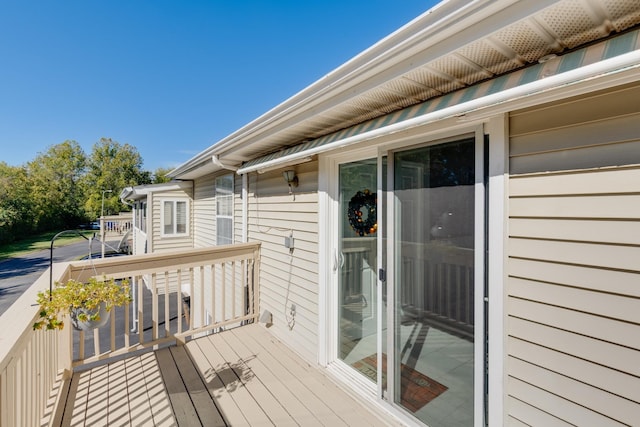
[160,198,190,237]
[215,174,234,245]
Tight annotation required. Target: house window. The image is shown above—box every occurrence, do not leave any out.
[216,174,233,245]
[162,199,188,236]
[137,201,147,233]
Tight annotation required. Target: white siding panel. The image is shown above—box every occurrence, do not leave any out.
[508,258,640,297]
[509,218,640,245]
[507,374,628,426]
[247,160,319,364]
[507,398,573,427]
[509,194,640,219]
[509,297,640,352]
[509,83,640,138]
[234,174,242,244]
[506,84,640,424]
[509,316,640,378]
[509,277,640,324]
[509,238,640,272]
[193,175,216,248]
[510,112,640,157]
[508,336,640,405]
[509,358,638,425]
[509,165,640,196]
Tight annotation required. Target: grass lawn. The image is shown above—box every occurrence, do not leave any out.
[0,231,96,261]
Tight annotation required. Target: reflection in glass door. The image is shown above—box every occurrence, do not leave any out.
[338,159,378,383]
[392,138,476,426]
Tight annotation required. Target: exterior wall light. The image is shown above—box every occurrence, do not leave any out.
[283,170,298,194]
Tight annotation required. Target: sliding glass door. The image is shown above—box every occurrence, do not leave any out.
[391,138,476,426]
[337,159,379,381]
[329,135,483,426]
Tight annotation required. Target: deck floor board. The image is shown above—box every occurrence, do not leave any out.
[62,324,397,426]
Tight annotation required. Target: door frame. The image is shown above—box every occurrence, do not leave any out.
[321,145,380,396]
[318,120,506,426]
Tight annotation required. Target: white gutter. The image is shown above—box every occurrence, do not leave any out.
[211,154,238,171]
[237,49,640,175]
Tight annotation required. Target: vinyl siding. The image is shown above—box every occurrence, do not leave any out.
[146,189,193,295]
[193,174,216,248]
[191,173,244,328]
[506,83,640,425]
[247,160,319,364]
[150,189,193,252]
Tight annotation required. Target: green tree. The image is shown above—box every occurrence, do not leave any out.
[83,138,151,219]
[152,167,172,184]
[27,141,87,231]
[0,162,35,243]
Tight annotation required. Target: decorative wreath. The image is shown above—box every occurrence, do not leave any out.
[347,189,377,236]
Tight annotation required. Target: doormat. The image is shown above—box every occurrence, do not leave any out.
[352,354,448,412]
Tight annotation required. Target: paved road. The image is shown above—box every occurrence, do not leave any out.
[0,239,118,315]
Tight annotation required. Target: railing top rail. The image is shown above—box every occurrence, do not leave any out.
[101,213,133,220]
[67,242,261,282]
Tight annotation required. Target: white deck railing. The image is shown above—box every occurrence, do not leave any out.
[0,242,260,427]
[100,213,132,236]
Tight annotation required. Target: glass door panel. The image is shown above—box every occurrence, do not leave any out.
[393,138,475,426]
[338,159,378,382]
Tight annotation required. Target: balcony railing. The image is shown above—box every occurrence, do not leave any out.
[0,242,260,427]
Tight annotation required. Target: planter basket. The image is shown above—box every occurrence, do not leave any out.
[70,302,110,331]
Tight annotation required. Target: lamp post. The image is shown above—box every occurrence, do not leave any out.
[101,189,112,258]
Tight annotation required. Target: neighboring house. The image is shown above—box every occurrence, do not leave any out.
[133,1,640,425]
[120,181,194,255]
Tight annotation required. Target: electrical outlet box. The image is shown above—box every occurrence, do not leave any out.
[284,236,295,249]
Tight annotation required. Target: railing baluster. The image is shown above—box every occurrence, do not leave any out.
[110,306,116,353]
[93,321,101,357]
[210,264,216,327]
[199,266,204,328]
[78,330,85,361]
[189,268,195,331]
[221,262,226,323]
[124,298,130,349]
[152,273,158,341]
[138,276,144,345]
[164,271,170,338]
[232,261,236,319]
[177,268,183,335]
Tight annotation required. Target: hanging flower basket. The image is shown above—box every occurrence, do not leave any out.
[70,301,110,331]
[33,277,131,331]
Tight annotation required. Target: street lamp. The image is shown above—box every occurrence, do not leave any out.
[101,189,112,258]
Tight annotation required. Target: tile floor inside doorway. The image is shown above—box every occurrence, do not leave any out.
[344,320,474,427]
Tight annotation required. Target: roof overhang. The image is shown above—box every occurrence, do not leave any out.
[170,0,640,179]
[119,181,193,202]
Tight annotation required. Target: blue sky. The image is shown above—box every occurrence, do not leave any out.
[0,1,436,171]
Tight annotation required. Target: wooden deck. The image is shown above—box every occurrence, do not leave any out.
[59,324,397,426]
